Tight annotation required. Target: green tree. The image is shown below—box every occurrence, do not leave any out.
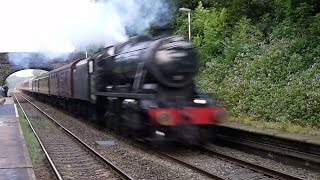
[32,70,47,77]
[173,0,320,127]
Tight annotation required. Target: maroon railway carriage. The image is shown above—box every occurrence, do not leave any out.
[46,60,80,98]
[29,60,81,100]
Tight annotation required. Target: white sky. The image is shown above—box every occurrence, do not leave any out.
[0,0,79,52]
[0,0,127,53]
[12,69,34,77]
[0,0,171,54]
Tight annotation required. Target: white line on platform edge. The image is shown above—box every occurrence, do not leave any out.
[14,104,19,118]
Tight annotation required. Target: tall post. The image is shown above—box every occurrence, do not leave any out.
[179,8,192,42]
[188,12,191,42]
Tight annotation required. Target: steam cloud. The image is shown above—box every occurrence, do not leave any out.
[0,0,174,67]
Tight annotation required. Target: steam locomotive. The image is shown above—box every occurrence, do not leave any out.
[17,35,226,145]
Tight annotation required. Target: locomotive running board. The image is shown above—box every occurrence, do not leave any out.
[95,92,155,100]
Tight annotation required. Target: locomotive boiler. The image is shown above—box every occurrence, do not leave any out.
[17,35,226,145]
[94,35,198,90]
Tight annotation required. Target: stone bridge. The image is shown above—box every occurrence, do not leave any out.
[0,52,87,85]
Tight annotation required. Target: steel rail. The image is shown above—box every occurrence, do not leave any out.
[17,93,133,180]
[157,151,225,180]
[13,94,63,180]
[201,147,303,180]
[215,133,320,167]
[133,140,225,180]
[211,125,320,171]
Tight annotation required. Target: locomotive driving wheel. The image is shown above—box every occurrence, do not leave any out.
[120,101,152,138]
[104,111,120,131]
[120,110,140,137]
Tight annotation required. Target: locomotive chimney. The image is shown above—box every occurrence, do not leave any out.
[152,23,173,37]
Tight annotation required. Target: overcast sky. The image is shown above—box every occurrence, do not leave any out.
[12,69,34,77]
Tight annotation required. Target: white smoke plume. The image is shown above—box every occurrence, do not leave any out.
[0,0,174,67]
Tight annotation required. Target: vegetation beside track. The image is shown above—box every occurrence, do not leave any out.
[18,109,45,165]
[173,0,320,130]
[230,116,320,136]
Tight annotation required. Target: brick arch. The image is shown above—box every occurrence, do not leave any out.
[1,68,52,86]
[0,52,87,85]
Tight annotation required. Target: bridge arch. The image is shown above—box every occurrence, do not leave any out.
[0,52,86,85]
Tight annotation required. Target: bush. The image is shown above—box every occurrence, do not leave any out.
[175,2,320,127]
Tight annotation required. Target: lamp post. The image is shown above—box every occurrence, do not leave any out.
[179,7,191,42]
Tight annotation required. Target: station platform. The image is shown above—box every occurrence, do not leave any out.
[217,121,320,145]
[0,97,35,180]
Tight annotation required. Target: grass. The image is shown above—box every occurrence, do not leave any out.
[35,118,52,133]
[18,109,45,165]
[229,116,320,136]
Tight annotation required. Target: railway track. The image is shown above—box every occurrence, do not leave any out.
[15,92,310,179]
[200,147,303,180]
[149,147,303,180]
[212,126,320,170]
[151,150,225,180]
[14,93,133,180]
[132,139,303,180]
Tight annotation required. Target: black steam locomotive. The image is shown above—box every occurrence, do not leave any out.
[17,35,226,145]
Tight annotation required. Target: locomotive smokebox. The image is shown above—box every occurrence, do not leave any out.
[150,36,198,87]
[97,35,199,89]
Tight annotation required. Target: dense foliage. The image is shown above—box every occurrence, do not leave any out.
[174,0,320,127]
